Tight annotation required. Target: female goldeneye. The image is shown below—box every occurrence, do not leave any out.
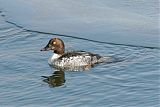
[41,38,111,69]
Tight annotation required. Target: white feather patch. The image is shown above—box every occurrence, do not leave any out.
[51,53,61,60]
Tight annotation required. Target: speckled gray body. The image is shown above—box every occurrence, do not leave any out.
[49,51,107,67]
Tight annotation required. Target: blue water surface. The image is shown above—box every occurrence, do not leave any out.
[0,1,159,107]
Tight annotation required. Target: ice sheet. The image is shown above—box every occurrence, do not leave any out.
[0,0,159,48]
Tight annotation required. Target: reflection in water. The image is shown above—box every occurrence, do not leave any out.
[42,69,65,87]
[42,64,91,87]
[53,65,92,71]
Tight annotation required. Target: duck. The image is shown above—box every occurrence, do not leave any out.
[41,38,111,70]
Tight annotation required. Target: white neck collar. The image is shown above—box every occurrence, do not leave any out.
[51,53,61,60]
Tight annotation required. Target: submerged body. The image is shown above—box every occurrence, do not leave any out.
[41,38,111,70]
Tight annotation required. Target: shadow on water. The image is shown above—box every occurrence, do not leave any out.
[41,65,91,87]
[42,68,65,87]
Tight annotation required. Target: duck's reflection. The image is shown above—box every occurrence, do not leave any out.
[41,65,91,87]
[42,69,65,87]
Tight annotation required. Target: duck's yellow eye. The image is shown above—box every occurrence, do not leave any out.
[53,42,56,44]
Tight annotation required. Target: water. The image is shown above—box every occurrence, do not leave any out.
[0,2,160,107]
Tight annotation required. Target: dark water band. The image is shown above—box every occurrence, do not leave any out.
[6,20,160,50]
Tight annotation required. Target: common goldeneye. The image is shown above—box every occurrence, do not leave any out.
[41,38,111,70]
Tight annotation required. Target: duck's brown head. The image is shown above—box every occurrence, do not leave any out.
[41,38,65,54]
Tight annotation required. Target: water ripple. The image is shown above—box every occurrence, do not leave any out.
[0,9,159,107]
